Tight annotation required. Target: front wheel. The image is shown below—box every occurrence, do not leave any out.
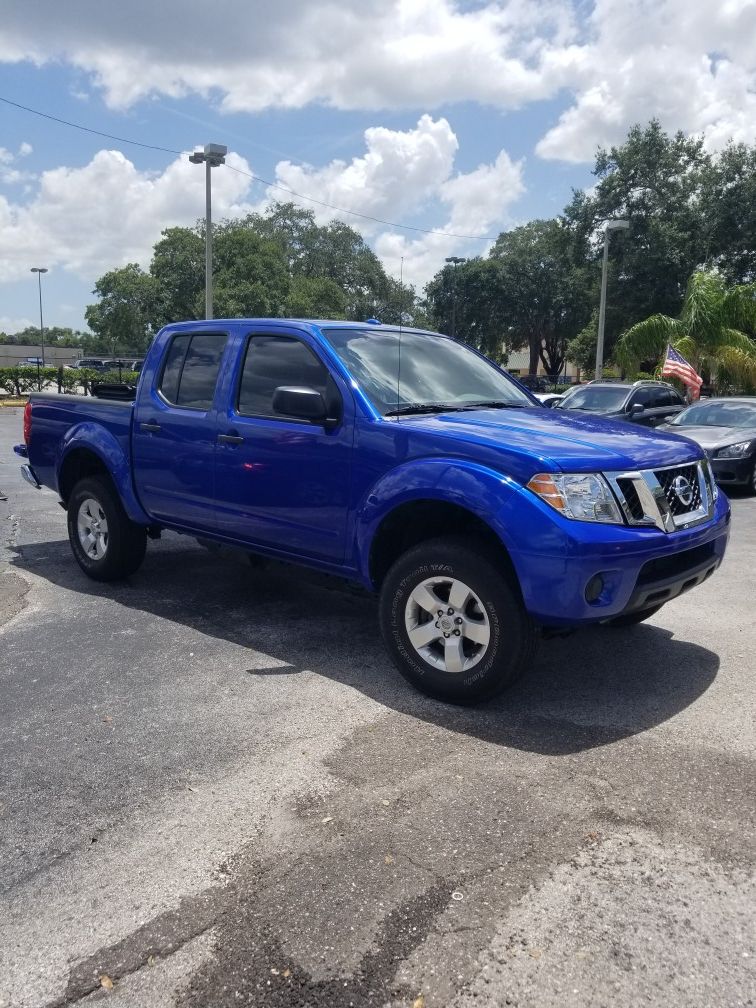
[379,537,537,705]
[67,476,147,581]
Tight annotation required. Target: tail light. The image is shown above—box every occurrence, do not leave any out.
[23,400,32,444]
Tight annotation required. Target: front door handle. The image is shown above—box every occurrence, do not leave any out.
[218,432,244,445]
[140,422,161,433]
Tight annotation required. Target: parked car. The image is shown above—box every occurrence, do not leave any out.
[15,319,729,705]
[658,397,756,494]
[533,392,565,408]
[69,358,111,372]
[556,380,686,427]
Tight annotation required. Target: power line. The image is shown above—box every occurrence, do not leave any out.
[0,96,182,154]
[1,94,493,242]
[224,163,491,241]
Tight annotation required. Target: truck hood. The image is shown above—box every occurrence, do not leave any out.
[656,423,756,452]
[398,407,703,473]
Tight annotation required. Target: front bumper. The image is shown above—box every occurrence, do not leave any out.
[710,454,754,485]
[507,491,731,626]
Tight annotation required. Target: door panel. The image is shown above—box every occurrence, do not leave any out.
[132,331,229,530]
[213,333,352,561]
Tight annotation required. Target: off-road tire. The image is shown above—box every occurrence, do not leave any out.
[379,536,537,705]
[67,476,147,581]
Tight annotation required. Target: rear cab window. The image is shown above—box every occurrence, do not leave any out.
[158,332,228,410]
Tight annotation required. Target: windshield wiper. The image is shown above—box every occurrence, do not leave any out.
[459,400,528,410]
[384,403,467,416]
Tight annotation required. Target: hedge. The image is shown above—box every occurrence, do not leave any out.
[0,366,138,397]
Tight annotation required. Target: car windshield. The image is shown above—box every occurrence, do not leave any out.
[322,328,533,414]
[670,401,756,428]
[557,385,629,412]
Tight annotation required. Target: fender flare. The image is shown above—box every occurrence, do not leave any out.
[57,422,151,525]
[353,457,527,584]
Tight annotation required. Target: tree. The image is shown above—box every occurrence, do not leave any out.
[615,270,756,392]
[211,225,291,318]
[237,203,400,320]
[700,143,756,285]
[150,227,205,326]
[84,264,159,354]
[562,121,712,361]
[490,220,593,376]
[425,258,507,358]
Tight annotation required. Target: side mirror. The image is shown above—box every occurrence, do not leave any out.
[273,386,328,422]
[630,403,645,416]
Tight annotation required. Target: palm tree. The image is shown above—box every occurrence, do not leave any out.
[615,270,756,392]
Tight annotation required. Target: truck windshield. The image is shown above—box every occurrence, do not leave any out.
[322,329,532,415]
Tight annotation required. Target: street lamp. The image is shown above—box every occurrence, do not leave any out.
[444,256,466,339]
[595,219,629,379]
[30,267,48,389]
[188,143,228,320]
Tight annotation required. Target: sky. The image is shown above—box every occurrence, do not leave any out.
[1,0,755,334]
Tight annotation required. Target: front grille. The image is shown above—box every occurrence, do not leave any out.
[616,477,645,520]
[604,461,711,532]
[654,464,702,516]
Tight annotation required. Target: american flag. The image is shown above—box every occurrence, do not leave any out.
[661,345,703,396]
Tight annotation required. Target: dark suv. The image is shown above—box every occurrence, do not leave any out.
[556,381,686,427]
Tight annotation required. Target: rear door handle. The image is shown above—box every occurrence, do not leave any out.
[218,433,244,445]
[140,422,161,433]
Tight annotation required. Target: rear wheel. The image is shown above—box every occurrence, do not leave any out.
[67,476,147,581]
[603,605,662,628]
[379,537,537,705]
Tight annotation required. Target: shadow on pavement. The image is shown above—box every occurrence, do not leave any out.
[10,534,720,757]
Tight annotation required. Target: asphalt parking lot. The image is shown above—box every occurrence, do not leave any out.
[1,406,754,1008]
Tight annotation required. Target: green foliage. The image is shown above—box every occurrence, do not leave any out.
[615,268,756,390]
[85,264,159,355]
[0,366,59,396]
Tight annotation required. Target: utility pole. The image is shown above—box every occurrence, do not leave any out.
[30,267,48,389]
[189,144,228,319]
[595,220,629,379]
[444,256,466,339]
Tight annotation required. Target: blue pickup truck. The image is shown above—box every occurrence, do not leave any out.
[15,319,730,704]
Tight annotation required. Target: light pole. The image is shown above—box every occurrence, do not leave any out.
[595,220,629,379]
[444,256,466,339]
[30,267,48,389]
[188,143,228,319]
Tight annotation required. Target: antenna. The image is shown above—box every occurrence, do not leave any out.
[396,256,404,411]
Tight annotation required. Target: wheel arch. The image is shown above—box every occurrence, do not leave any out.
[57,425,150,525]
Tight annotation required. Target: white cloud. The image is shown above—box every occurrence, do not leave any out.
[0,149,255,283]
[271,115,459,232]
[0,0,573,112]
[372,146,525,290]
[0,117,523,297]
[3,1,755,163]
[0,315,33,332]
[536,0,756,161]
[0,143,34,184]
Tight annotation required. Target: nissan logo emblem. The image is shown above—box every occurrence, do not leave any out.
[672,475,694,507]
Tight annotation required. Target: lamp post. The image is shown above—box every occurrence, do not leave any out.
[595,220,629,379]
[30,267,48,389]
[188,143,228,319]
[444,256,466,339]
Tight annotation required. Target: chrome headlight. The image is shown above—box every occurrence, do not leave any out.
[526,472,624,523]
[714,440,755,459]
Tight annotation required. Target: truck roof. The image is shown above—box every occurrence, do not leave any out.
[163,318,436,335]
